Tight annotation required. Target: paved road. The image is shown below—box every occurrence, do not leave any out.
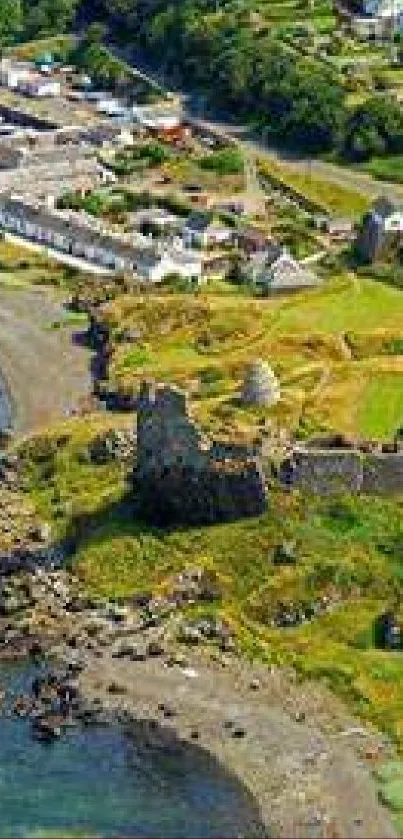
[114,44,403,205]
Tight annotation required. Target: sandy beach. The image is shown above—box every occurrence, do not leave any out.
[80,646,398,839]
[0,285,91,432]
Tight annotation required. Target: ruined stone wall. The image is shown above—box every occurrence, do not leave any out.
[362,452,403,494]
[280,448,363,494]
[133,381,403,513]
[134,382,267,524]
[280,443,403,495]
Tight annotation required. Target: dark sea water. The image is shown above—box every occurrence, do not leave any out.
[0,662,266,839]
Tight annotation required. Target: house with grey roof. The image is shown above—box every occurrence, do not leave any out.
[248,245,317,293]
[182,211,233,249]
[356,196,403,263]
[0,194,203,282]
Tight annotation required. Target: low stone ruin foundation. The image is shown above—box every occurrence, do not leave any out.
[280,436,403,495]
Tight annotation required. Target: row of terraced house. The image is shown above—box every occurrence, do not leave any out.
[0,195,203,283]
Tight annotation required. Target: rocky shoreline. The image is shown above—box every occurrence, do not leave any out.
[0,554,398,839]
[0,445,397,838]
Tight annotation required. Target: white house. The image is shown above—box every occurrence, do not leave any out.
[138,245,203,283]
[0,60,32,90]
[371,196,403,232]
[0,195,203,283]
[18,76,61,98]
[96,98,128,118]
[132,106,182,132]
[0,195,148,272]
[363,0,403,18]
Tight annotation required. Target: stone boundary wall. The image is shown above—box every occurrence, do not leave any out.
[280,443,403,495]
[134,382,268,524]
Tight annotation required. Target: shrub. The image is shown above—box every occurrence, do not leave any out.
[199,148,244,176]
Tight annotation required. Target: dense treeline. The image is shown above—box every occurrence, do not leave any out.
[0,0,78,46]
[4,0,403,159]
[143,10,344,153]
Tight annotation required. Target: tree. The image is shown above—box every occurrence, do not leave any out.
[0,0,22,50]
[348,126,386,162]
[24,0,78,37]
[345,96,403,160]
[83,22,107,47]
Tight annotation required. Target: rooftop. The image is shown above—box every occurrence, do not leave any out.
[372,196,403,219]
[0,194,153,262]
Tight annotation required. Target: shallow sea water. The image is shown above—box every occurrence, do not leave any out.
[0,661,266,839]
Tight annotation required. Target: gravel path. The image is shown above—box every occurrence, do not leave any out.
[81,649,398,839]
[0,285,92,431]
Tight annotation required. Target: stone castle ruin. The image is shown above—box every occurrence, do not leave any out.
[133,383,403,525]
[134,381,268,524]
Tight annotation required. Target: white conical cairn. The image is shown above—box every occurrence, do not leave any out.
[242,359,280,407]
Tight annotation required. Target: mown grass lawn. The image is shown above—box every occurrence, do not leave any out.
[271,276,403,335]
[358,373,403,439]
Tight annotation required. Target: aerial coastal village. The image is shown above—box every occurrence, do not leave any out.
[1,0,403,836]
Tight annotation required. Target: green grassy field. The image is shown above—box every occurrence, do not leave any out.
[271,275,403,334]
[358,374,403,439]
[94,274,403,442]
[365,156,403,185]
[258,157,371,217]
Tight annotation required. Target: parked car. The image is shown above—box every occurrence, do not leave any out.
[183,183,202,193]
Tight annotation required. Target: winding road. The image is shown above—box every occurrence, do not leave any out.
[116,44,403,206]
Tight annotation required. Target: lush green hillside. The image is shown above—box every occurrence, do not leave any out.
[89,276,403,442]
